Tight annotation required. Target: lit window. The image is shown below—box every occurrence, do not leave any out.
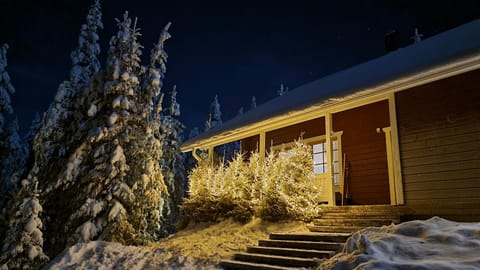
[312,140,340,185]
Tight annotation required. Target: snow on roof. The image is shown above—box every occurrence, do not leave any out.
[182,19,480,152]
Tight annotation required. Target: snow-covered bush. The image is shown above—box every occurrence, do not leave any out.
[184,140,322,222]
[258,141,322,221]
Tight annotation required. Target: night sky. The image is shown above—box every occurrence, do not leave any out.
[1,0,479,135]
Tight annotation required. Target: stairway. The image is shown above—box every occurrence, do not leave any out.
[308,205,405,233]
[220,205,407,270]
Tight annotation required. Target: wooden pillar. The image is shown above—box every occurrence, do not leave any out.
[208,146,214,164]
[388,93,405,204]
[259,131,266,162]
[325,112,336,206]
[382,127,397,205]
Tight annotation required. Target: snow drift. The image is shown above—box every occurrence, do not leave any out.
[319,216,480,270]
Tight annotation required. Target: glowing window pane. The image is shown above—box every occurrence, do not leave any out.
[314,164,325,174]
[313,143,323,153]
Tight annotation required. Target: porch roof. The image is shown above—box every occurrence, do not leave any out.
[182,19,480,152]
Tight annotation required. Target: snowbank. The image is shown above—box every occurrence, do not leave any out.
[45,218,308,269]
[44,241,220,270]
[319,217,480,270]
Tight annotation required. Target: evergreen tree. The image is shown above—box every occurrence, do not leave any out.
[0,44,14,134]
[0,44,21,221]
[70,0,103,87]
[160,85,186,229]
[1,178,49,269]
[1,118,28,203]
[24,112,41,153]
[17,1,104,256]
[34,0,103,169]
[62,11,149,244]
[0,44,15,211]
[204,94,222,131]
[44,13,174,248]
[411,27,423,44]
[277,83,288,96]
[250,96,257,110]
[237,107,244,116]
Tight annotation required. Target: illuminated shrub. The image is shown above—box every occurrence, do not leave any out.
[257,141,322,221]
[183,140,323,222]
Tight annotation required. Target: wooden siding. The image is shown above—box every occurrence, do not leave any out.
[333,100,390,205]
[241,134,260,155]
[266,117,325,147]
[396,69,480,221]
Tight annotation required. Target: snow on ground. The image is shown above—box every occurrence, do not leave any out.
[319,217,480,270]
[45,218,308,269]
[45,216,480,270]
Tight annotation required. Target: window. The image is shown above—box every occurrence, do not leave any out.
[313,143,327,174]
[312,139,341,186]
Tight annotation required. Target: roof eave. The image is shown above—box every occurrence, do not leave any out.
[181,54,480,153]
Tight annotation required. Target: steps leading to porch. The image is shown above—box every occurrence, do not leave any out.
[220,232,346,270]
[220,205,407,269]
[307,205,408,233]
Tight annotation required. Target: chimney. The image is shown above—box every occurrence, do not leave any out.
[385,29,400,53]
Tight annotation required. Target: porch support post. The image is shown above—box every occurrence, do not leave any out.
[382,127,397,205]
[259,131,266,162]
[325,112,336,206]
[388,93,405,205]
[208,146,214,164]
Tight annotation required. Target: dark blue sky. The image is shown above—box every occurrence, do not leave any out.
[1,0,479,135]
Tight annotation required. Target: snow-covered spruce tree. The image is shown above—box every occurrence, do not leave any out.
[250,96,257,110]
[63,11,146,244]
[16,0,103,256]
[411,27,423,44]
[0,44,22,224]
[128,21,175,241]
[0,177,49,269]
[53,14,173,247]
[199,95,224,162]
[0,44,15,209]
[1,118,29,201]
[23,112,41,169]
[204,94,222,131]
[70,0,103,87]
[203,94,238,161]
[160,85,186,228]
[277,83,288,96]
[0,44,15,135]
[33,0,103,173]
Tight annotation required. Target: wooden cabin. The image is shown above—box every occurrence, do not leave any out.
[182,20,480,221]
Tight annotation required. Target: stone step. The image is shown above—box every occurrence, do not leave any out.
[313,218,396,227]
[319,205,409,212]
[258,239,343,251]
[233,253,318,268]
[220,259,300,270]
[269,232,350,243]
[247,246,333,259]
[307,225,364,233]
[319,212,400,220]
